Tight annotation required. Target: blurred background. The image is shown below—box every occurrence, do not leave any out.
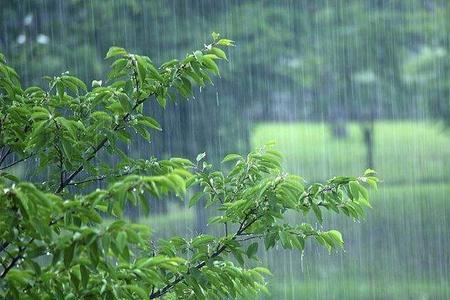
[1,0,449,299]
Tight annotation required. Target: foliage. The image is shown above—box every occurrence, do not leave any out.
[0,34,377,299]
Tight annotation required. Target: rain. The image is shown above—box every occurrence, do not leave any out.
[0,0,449,299]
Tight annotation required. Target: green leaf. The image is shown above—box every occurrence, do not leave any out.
[211,32,220,41]
[246,242,258,258]
[106,46,127,59]
[327,230,344,247]
[157,94,167,108]
[80,264,89,287]
[202,56,220,75]
[63,244,75,268]
[364,169,376,176]
[209,47,227,60]
[217,39,235,46]
[196,152,206,162]
[230,248,245,266]
[279,231,291,249]
[349,181,360,200]
[191,235,215,248]
[64,75,87,91]
[117,93,131,111]
[208,215,225,224]
[291,235,305,251]
[125,285,147,298]
[116,231,127,253]
[137,116,162,131]
[194,50,204,62]
[311,203,323,223]
[253,267,272,276]
[221,153,242,163]
[56,81,65,100]
[358,184,369,200]
[1,172,20,182]
[189,191,206,208]
[366,178,378,190]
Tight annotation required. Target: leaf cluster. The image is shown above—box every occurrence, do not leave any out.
[0,33,377,299]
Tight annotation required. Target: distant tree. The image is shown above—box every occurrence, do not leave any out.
[403,3,450,127]
[0,34,378,299]
[2,0,448,157]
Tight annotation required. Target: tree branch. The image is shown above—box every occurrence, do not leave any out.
[0,123,32,171]
[149,209,259,299]
[66,169,133,186]
[0,148,12,167]
[0,241,10,255]
[0,147,11,164]
[0,246,24,279]
[235,234,263,242]
[0,153,34,171]
[148,177,283,299]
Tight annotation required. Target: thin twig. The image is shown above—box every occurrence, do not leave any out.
[0,242,10,255]
[66,170,132,186]
[0,247,24,279]
[0,148,12,166]
[236,234,263,242]
[0,153,34,171]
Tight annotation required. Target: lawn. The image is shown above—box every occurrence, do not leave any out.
[251,121,450,183]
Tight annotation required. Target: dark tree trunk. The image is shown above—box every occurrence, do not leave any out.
[329,105,348,139]
[362,110,375,169]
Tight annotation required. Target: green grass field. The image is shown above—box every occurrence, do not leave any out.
[251,121,450,183]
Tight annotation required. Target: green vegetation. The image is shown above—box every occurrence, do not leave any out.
[0,36,377,299]
[252,121,450,183]
[250,122,450,299]
[1,1,448,298]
